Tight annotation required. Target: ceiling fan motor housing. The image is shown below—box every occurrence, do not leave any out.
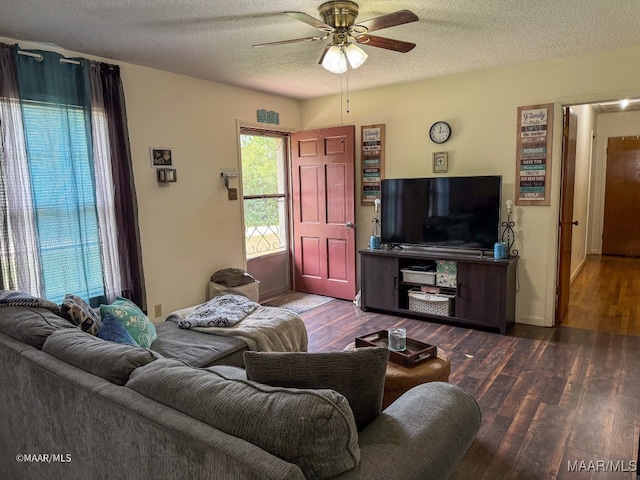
[318,1,359,28]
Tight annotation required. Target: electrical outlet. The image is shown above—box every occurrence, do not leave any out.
[154,304,162,317]
[228,188,238,200]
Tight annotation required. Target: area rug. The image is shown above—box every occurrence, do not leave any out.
[263,292,333,315]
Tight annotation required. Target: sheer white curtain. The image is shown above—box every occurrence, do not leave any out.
[0,44,43,294]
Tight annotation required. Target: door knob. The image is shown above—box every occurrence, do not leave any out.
[572,221,579,226]
[345,222,354,229]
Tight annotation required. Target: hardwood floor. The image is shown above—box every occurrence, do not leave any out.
[299,299,640,479]
[563,255,640,336]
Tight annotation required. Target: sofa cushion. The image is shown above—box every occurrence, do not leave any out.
[0,305,76,350]
[127,358,360,480]
[151,320,247,368]
[43,328,157,385]
[244,347,389,431]
[98,313,137,346]
[60,294,103,335]
[100,296,157,348]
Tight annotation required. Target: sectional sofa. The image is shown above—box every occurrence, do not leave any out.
[0,303,481,479]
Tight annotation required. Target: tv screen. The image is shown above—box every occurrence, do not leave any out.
[380,176,502,250]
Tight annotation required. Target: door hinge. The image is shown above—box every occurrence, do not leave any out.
[555,285,560,295]
[563,126,569,138]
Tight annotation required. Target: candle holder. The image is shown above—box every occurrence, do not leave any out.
[501,200,518,257]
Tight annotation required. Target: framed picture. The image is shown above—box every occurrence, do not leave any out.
[150,148,172,167]
[433,151,448,173]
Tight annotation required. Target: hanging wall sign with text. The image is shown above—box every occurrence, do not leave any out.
[515,103,553,206]
[361,124,385,206]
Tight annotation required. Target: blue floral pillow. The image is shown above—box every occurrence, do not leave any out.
[98,313,137,346]
[100,297,157,348]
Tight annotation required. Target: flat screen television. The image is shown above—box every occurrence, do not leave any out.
[380,175,502,250]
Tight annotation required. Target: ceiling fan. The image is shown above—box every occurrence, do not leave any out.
[253,1,418,73]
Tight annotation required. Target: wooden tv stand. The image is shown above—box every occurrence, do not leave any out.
[359,248,517,335]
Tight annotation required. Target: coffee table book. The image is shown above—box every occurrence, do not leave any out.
[355,330,437,367]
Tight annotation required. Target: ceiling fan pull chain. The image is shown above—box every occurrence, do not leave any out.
[346,70,350,113]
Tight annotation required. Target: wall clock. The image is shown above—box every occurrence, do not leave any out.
[429,121,451,144]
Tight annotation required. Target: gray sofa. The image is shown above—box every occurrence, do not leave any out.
[0,305,481,480]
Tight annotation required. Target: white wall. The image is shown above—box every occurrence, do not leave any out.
[1,36,302,318]
[570,104,596,281]
[300,44,640,327]
[590,110,640,254]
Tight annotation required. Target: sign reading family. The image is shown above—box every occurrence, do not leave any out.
[515,103,554,206]
[361,124,385,206]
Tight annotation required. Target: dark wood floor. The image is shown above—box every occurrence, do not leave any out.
[299,299,640,479]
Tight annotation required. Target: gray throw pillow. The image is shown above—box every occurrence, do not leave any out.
[244,347,389,431]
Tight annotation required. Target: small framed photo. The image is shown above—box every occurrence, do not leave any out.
[150,148,172,167]
[433,151,448,173]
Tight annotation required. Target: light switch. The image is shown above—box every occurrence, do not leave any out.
[228,188,238,200]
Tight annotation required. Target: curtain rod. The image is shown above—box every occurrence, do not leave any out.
[17,50,82,66]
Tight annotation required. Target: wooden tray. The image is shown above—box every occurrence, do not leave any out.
[355,330,437,367]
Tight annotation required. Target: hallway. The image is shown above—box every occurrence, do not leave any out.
[562,254,640,336]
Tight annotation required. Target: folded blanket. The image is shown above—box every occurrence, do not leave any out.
[176,294,259,328]
[167,303,308,353]
[0,289,61,315]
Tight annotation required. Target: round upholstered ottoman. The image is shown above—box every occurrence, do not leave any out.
[382,347,450,408]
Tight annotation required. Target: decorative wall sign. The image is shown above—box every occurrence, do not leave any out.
[432,151,448,173]
[361,124,385,206]
[515,103,553,206]
[257,109,279,125]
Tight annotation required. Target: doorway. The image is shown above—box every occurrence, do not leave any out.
[240,129,291,300]
[557,98,640,332]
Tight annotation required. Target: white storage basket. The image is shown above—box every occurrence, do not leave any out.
[400,268,436,285]
[408,291,453,316]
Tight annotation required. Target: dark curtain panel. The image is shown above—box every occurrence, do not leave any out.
[92,62,147,312]
[0,43,20,291]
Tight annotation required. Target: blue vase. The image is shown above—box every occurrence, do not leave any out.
[369,235,381,249]
[494,242,507,259]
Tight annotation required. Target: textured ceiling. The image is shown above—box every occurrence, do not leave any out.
[2,1,640,100]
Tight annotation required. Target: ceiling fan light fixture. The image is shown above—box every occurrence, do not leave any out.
[345,43,367,69]
[322,45,348,73]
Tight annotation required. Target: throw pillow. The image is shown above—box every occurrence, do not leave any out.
[98,313,137,346]
[60,294,102,336]
[100,296,157,348]
[244,347,389,431]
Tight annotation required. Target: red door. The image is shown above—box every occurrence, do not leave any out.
[291,126,356,300]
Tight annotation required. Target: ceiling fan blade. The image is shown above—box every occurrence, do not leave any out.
[253,36,325,48]
[356,10,418,33]
[356,35,416,53]
[285,11,333,31]
[318,45,331,65]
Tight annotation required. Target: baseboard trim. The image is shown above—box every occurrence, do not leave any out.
[516,315,552,327]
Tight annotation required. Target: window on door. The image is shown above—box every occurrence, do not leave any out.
[240,131,289,259]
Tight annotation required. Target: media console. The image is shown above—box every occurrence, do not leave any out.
[359,248,517,335]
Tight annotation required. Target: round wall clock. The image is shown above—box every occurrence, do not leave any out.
[429,121,452,144]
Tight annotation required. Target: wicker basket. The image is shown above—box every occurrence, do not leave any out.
[408,291,453,316]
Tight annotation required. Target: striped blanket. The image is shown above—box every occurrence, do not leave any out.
[0,290,61,314]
